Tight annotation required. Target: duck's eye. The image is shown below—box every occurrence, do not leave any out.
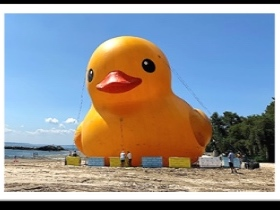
[88,69,94,82]
[142,59,155,73]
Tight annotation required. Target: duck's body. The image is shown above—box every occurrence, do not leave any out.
[75,36,212,167]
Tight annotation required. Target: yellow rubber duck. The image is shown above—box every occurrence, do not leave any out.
[74,36,212,167]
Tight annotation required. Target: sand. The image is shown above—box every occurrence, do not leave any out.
[4,157,275,196]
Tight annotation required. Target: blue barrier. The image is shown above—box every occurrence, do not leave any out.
[86,157,105,166]
[142,156,162,168]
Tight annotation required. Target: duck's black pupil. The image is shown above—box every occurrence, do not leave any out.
[88,69,94,82]
[142,59,155,73]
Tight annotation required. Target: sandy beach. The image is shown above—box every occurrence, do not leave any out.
[4,157,275,195]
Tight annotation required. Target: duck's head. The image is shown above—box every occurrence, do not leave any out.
[86,36,172,110]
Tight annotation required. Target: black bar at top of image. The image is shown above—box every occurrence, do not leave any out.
[1,1,280,5]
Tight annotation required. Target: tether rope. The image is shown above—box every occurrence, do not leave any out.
[76,77,86,124]
[170,66,212,116]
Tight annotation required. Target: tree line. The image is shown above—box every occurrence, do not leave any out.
[206,97,275,163]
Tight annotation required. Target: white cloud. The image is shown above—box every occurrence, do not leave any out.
[4,124,76,145]
[4,123,75,135]
[45,118,59,124]
[59,124,65,128]
[26,128,75,135]
[64,118,78,124]
[5,127,16,133]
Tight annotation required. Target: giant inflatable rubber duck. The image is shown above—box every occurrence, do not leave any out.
[74,36,212,167]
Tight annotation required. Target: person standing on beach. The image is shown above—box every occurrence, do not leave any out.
[120,151,126,167]
[228,150,237,173]
[126,151,132,167]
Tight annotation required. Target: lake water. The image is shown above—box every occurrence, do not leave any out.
[4,142,78,160]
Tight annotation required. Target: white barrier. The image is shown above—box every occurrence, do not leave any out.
[222,157,241,168]
[198,156,222,168]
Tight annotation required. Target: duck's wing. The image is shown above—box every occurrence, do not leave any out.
[74,122,84,153]
[189,108,212,147]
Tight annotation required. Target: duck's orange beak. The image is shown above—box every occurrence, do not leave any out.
[96,70,142,93]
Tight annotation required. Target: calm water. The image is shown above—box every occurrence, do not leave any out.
[4,142,78,160]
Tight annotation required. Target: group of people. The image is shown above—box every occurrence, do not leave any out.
[68,150,78,157]
[120,150,132,167]
[227,150,238,173]
[227,150,244,173]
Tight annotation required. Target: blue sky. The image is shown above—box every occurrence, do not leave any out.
[3,9,276,147]
[0,4,279,202]
[4,9,275,144]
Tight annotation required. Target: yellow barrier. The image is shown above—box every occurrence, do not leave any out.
[65,156,81,166]
[109,157,129,167]
[168,157,191,168]
[109,157,121,167]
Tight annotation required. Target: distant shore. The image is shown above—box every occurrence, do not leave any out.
[5,145,66,151]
